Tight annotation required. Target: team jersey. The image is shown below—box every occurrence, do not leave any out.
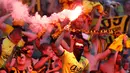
[0,37,15,68]
[60,50,89,73]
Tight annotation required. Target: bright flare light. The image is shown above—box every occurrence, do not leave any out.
[68,6,83,21]
[1,0,83,33]
[28,6,83,33]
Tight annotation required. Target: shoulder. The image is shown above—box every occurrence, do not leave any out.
[60,50,73,59]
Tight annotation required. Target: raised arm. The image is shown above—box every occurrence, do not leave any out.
[40,24,54,44]
[0,13,11,31]
[52,31,65,56]
[93,14,102,30]
[91,14,103,54]
[22,31,37,42]
[34,56,50,70]
[96,48,112,61]
[61,39,70,52]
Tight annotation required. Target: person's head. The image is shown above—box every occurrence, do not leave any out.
[35,38,41,49]
[9,26,22,44]
[22,42,34,58]
[16,51,26,65]
[73,38,85,57]
[39,43,54,56]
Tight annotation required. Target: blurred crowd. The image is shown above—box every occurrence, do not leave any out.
[0,0,130,73]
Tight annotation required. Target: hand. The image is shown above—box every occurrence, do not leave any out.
[27,65,33,73]
[63,24,70,31]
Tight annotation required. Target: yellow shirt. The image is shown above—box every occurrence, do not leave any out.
[83,0,104,15]
[0,37,15,68]
[60,50,89,73]
[0,37,24,68]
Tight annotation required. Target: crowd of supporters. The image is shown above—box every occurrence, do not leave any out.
[0,0,130,73]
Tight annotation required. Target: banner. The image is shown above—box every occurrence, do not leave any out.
[101,15,130,43]
[92,15,130,53]
[101,15,130,33]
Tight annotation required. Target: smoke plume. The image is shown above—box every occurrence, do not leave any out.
[1,0,82,33]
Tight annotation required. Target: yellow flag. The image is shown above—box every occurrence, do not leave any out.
[109,34,125,51]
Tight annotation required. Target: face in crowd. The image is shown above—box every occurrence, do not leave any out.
[73,39,85,57]
[40,43,55,57]
[44,45,55,56]
[22,45,34,58]
[16,53,26,65]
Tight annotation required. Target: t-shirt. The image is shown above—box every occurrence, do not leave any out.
[60,50,89,73]
[0,37,15,68]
